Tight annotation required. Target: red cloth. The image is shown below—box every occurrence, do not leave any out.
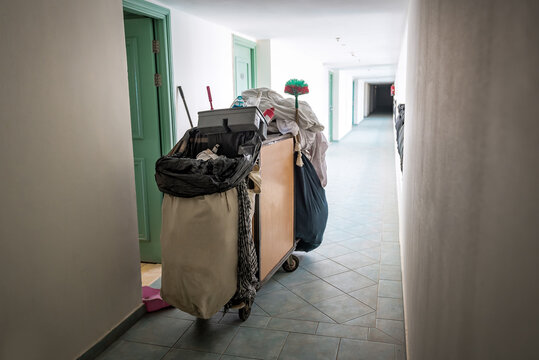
[263,107,275,121]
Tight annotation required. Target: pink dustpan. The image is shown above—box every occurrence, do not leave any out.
[142,286,171,312]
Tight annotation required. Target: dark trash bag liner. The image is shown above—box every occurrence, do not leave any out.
[397,124,404,171]
[155,128,261,198]
[294,154,329,252]
[395,108,404,135]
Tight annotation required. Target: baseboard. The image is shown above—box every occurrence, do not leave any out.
[77,304,146,360]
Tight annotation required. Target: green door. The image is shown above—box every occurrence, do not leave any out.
[329,72,334,141]
[125,18,163,263]
[233,37,256,97]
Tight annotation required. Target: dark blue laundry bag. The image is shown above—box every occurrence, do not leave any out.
[294,154,328,252]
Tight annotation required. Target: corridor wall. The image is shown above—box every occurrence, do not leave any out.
[335,70,354,140]
[394,19,408,105]
[150,0,239,138]
[354,79,366,124]
[402,0,539,359]
[0,0,141,359]
[256,39,272,88]
[151,1,332,141]
[364,83,371,117]
[270,39,329,139]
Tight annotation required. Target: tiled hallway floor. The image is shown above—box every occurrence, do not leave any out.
[98,114,405,360]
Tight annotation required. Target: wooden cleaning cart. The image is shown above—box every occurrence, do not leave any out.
[237,134,299,320]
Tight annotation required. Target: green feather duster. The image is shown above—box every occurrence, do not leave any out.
[284,79,309,108]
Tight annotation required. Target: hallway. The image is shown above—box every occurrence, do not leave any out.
[4,1,539,358]
[98,114,405,360]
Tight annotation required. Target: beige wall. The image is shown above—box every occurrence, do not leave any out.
[0,1,142,359]
[402,0,539,359]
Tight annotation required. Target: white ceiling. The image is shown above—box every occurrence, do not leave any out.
[161,0,408,79]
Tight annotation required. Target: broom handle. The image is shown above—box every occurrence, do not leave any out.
[295,107,300,142]
[177,86,194,128]
[206,86,214,110]
[294,107,304,167]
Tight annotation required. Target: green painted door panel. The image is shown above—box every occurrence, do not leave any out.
[235,58,250,97]
[125,18,163,263]
[234,42,253,97]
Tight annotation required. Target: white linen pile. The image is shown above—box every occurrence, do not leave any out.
[242,88,329,187]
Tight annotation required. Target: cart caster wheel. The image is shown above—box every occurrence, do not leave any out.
[239,300,252,321]
[282,254,299,272]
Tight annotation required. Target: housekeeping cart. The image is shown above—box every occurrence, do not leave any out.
[240,133,299,320]
[156,107,299,322]
[255,134,299,280]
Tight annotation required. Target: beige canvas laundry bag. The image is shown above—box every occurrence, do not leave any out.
[160,189,238,319]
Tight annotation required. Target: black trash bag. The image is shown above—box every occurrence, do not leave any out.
[395,104,405,135]
[397,124,404,171]
[294,154,329,252]
[155,128,261,198]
